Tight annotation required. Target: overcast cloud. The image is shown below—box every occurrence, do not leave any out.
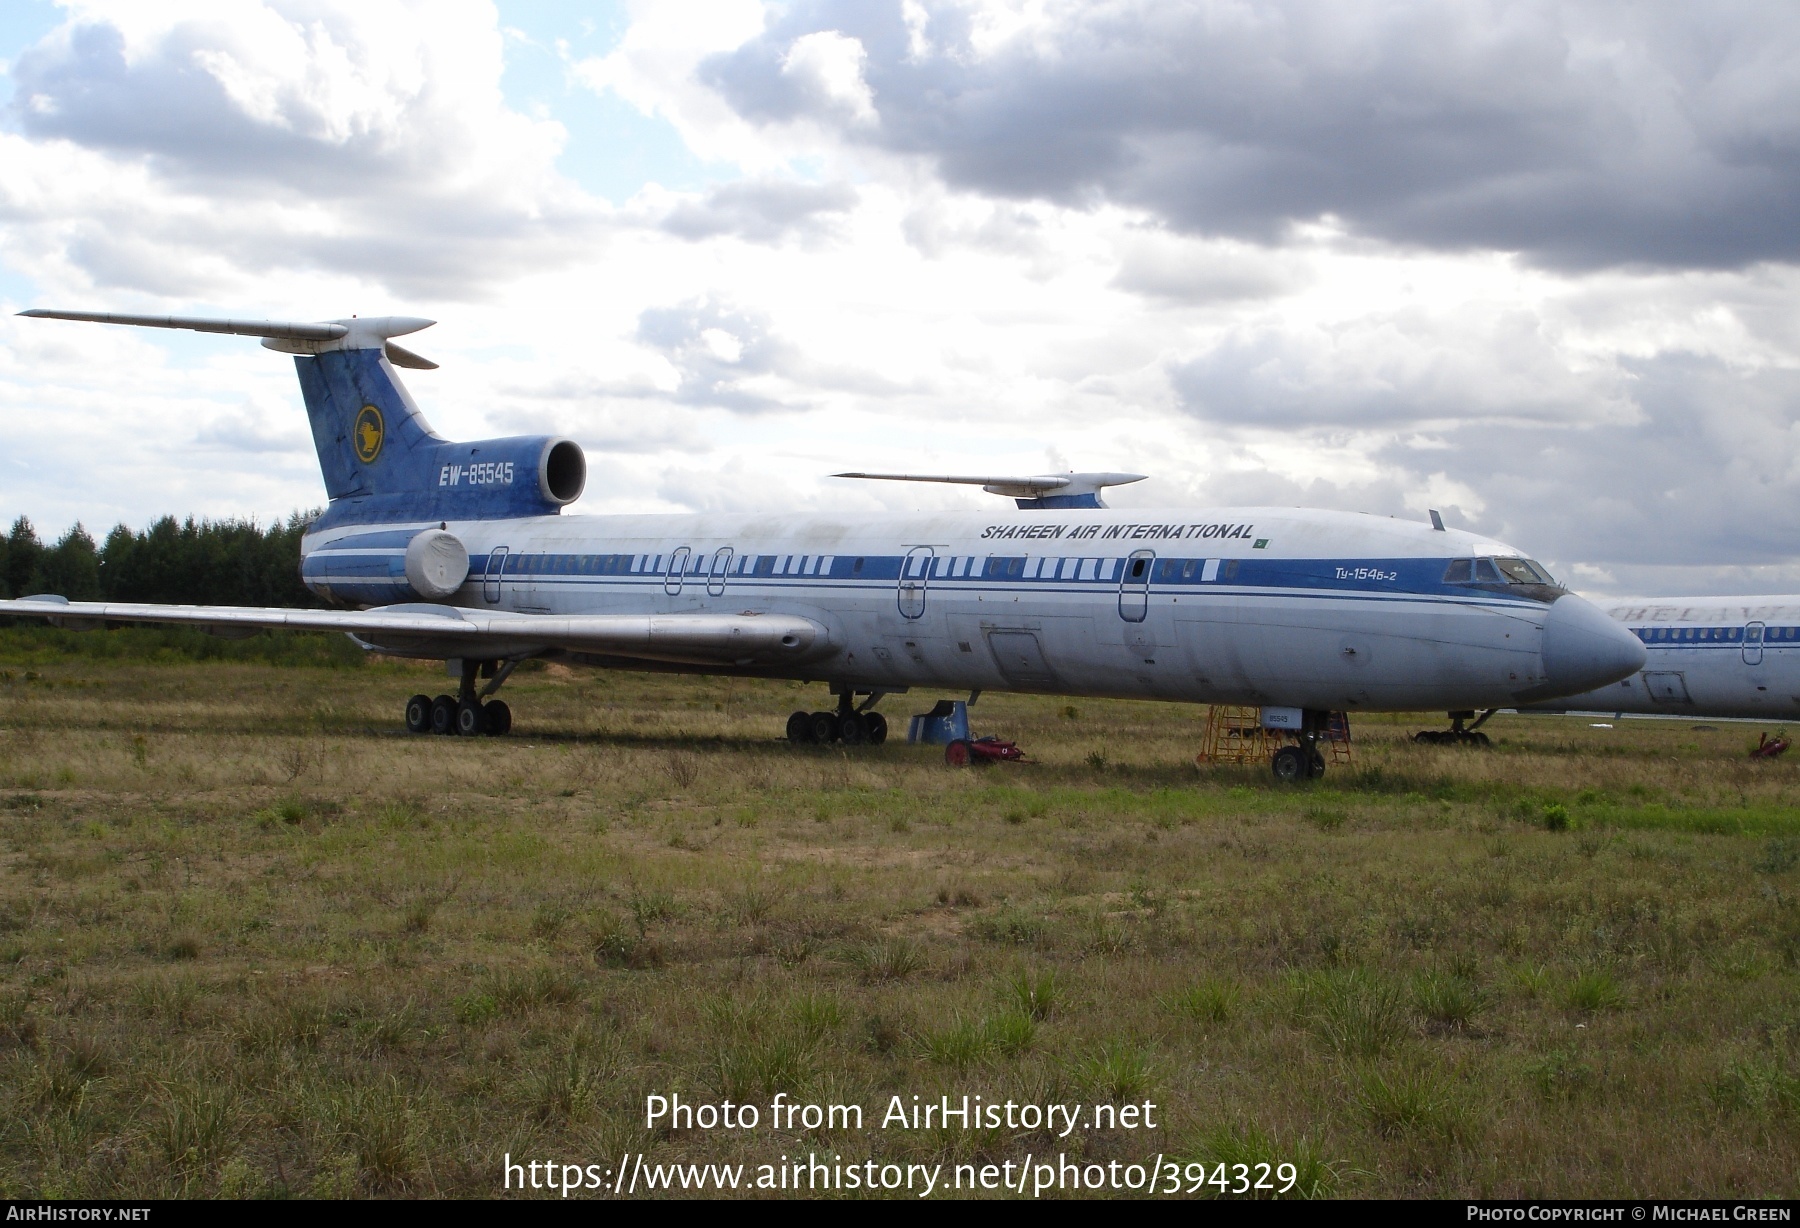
[0,0,1796,596]
[705,0,1800,271]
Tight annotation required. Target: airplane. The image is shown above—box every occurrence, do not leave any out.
[1516,596,1800,722]
[0,309,1647,780]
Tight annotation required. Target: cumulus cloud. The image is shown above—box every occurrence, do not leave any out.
[702,0,1800,271]
[2,0,600,298]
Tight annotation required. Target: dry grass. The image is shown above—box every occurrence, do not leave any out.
[0,643,1796,1198]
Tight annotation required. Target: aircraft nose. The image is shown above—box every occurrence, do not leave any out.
[1537,594,1647,697]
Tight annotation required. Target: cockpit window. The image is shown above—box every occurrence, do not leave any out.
[1447,555,1560,590]
[1495,557,1554,585]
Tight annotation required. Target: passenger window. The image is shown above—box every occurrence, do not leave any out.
[1443,559,1473,583]
[1223,560,1240,581]
[1182,560,1196,579]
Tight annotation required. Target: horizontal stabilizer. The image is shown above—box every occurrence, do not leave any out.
[19,309,346,341]
[0,598,829,667]
[19,309,436,367]
[383,341,438,370]
[835,470,1146,509]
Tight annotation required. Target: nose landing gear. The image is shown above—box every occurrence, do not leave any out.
[1414,709,1496,746]
[405,658,517,736]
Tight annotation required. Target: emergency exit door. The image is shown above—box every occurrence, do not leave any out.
[483,546,509,603]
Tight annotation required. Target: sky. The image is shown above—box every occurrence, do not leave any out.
[1,0,1797,597]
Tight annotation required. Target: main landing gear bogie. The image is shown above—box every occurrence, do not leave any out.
[404,658,518,737]
[406,692,511,737]
[786,706,888,747]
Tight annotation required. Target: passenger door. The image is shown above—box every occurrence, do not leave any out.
[1743,621,1765,666]
[898,547,933,619]
[1119,549,1153,623]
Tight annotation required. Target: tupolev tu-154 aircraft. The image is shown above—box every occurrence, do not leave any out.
[1518,595,1800,721]
[0,309,1645,780]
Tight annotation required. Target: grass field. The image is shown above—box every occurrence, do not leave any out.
[0,637,1797,1199]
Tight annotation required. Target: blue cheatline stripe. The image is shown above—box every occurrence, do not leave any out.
[476,576,1540,614]
[304,553,406,580]
[362,552,1552,605]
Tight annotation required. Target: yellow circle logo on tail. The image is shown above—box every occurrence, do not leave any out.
[353,405,384,463]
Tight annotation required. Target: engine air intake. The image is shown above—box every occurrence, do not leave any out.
[541,439,586,505]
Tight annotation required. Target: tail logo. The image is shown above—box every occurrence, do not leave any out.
[353,405,384,463]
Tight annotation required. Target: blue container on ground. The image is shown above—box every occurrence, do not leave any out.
[908,700,970,745]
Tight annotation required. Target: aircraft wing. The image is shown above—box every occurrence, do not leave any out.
[0,597,830,667]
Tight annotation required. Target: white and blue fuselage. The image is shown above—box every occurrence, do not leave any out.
[301,505,1644,713]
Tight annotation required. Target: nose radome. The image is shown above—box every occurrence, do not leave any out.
[1537,594,1647,698]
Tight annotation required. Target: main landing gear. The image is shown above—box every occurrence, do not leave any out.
[1263,709,1350,782]
[1271,743,1327,782]
[786,689,889,747]
[1414,709,1497,746]
[405,658,517,737]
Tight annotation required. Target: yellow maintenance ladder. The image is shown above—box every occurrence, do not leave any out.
[1195,707,1353,769]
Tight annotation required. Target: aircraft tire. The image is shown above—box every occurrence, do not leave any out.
[945,739,972,768]
[1271,745,1308,782]
[786,710,813,744]
[865,712,888,745]
[839,713,868,745]
[430,695,457,736]
[1307,749,1327,779]
[456,699,486,737]
[485,700,511,736]
[1413,730,1440,745]
[404,694,432,735]
[807,711,840,743]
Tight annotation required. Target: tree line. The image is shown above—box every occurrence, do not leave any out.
[0,513,321,607]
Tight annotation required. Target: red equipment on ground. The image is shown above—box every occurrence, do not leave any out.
[944,736,1028,767]
[1751,732,1790,759]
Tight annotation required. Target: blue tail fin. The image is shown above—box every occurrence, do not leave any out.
[295,349,443,501]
